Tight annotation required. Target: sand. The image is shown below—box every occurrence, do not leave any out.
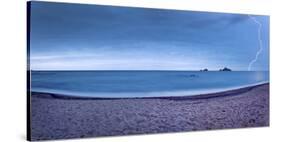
[30,83,269,141]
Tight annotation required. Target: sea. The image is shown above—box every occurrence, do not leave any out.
[30,71,269,98]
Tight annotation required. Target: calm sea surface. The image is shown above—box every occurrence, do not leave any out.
[31,71,269,98]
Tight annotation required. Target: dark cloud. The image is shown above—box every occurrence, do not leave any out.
[30,1,269,71]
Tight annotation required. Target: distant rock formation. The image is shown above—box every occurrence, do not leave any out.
[219,67,232,71]
[200,68,208,71]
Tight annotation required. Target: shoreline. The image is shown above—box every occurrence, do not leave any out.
[31,82,269,100]
[31,83,269,140]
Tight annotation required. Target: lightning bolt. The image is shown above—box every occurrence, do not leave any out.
[247,15,263,71]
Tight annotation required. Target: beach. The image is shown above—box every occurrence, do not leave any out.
[30,83,269,140]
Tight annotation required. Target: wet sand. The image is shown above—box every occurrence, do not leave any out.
[30,83,269,140]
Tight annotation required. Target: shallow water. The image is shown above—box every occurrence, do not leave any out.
[30,71,269,98]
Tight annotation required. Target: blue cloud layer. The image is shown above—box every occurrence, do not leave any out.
[30,1,269,71]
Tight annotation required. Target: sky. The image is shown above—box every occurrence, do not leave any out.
[29,1,269,71]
